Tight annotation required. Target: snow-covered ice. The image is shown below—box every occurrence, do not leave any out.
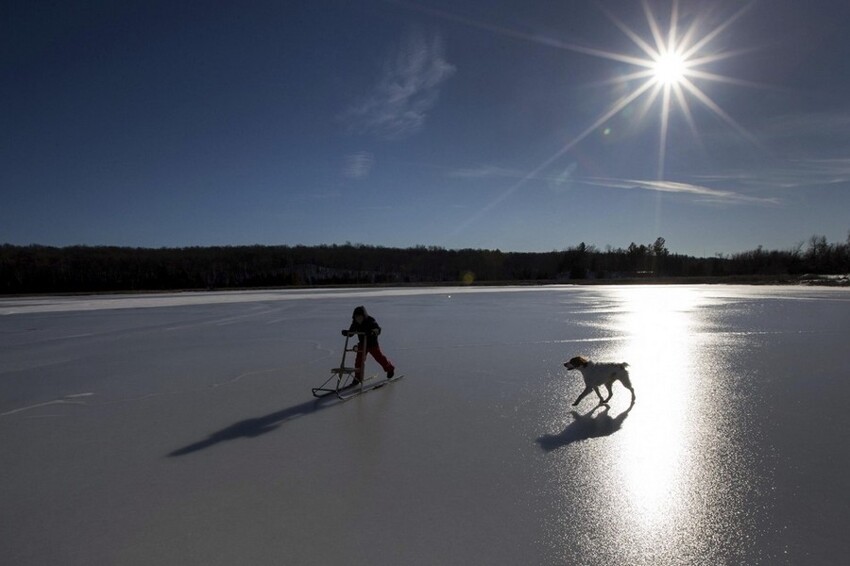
[1,285,849,565]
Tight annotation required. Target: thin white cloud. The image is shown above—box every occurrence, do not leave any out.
[694,111,850,190]
[345,32,455,140]
[797,158,850,185]
[760,112,850,145]
[693,158,850,190]
[446,162,579,193]
[583,177,780,205]
[446,164,578,184]
[447,165,525,179]
[444,164,769,203]
[343,152,375,179]
[550,162,578,185]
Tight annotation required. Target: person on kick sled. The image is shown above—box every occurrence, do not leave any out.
[342,305,395,384]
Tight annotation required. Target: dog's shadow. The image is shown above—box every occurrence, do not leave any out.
[536,402,634,452]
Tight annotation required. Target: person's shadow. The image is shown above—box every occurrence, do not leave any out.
[536,402,634,452]
[167,395,340,457]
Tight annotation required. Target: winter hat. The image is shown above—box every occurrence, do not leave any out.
[352,306,367,318]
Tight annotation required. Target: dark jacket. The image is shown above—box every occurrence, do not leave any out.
[348,315,381,348]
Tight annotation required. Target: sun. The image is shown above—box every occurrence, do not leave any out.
[653,51,687,86]
[576,0,758,179]
[403,0,761,235]
[525,0,759,180]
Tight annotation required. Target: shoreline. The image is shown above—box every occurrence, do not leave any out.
[1,273,848,300]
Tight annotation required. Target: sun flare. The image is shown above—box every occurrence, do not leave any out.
[653,51,687,86]
[421,0,761,235]
[542,0,758,180]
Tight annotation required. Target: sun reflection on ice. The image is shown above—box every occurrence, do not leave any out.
[606,287,712,537]
[543,286,772,563]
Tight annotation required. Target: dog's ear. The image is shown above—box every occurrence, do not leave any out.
[577,356,589,366]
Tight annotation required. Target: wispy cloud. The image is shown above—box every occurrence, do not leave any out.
[344,32,455,140]
[694,111,850,190]
[582,177,780,205]
[446,162,580,193]
[343,152,375,179]
[795,158,850,185]
[446,164,579,184]
[444,164,771,203]
[693,158,850,190]
[447,165,525,179]
[446,110,850,205]
[760,112,850,148]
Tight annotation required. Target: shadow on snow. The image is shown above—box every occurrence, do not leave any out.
[536,402,634,452]
[168,395,340,457]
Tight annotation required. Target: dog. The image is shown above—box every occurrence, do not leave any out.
[564,356,635,407]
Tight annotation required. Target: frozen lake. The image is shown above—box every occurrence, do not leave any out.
[1,285,849,565]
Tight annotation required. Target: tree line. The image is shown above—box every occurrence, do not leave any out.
[1,234,848,294]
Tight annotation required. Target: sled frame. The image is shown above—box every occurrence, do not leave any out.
[311,332,366,400]
[311,332,403,400]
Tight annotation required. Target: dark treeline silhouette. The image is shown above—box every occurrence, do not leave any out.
[1,234,848,294]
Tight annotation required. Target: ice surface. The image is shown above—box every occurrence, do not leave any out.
[1,285,849,565]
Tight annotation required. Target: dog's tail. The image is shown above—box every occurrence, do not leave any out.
[620,362,630,369]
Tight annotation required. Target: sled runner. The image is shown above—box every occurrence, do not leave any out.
[311,332,403,400]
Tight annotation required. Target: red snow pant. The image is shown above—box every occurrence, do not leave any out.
[354,344,394,381]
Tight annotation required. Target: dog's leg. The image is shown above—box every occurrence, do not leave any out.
[593,386,605,403]
[572,386,593,406]
[620,375,636,405]
[603,382,614,403]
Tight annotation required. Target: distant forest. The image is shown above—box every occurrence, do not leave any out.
[2,234,849,294]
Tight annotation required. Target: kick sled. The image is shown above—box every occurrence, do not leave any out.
[311,332,403,401]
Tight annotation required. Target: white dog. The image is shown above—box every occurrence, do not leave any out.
[563,356,635,406]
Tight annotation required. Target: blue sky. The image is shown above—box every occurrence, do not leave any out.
[3,0,849,256]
